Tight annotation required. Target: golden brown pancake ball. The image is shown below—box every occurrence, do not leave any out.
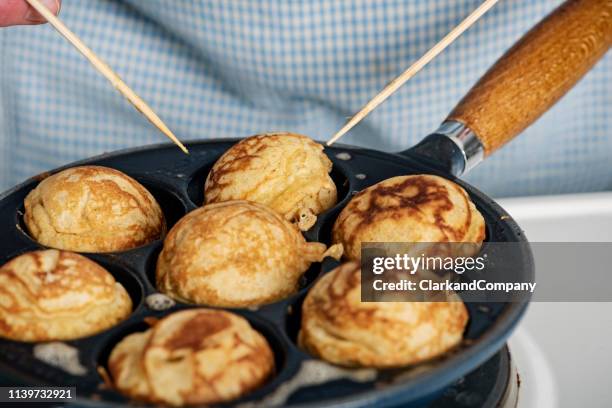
[299,262,468,368]
[204,133,337,230]
[24,165,165,253]
[108,309,274,406]
[0,250,132,342]
[157,200,342,307]
[333,174,486,260]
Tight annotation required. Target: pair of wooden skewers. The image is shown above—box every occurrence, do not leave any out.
[27,0,499,152]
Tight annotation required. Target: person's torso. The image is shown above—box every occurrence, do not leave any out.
[0,0,610,196]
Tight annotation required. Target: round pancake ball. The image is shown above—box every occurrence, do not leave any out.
[204,133,337,230]
[0,250,132,342]
[24,165,165,253]
[332,175,485,260]
[108,309,274,406]
[157,200,341,307]
[299,262,468,368]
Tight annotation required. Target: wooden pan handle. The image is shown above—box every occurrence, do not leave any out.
[447,0,612,156]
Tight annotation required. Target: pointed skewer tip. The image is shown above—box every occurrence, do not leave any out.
[178,143,189,154]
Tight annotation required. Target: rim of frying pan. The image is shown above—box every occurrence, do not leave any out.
[0,139,533,408]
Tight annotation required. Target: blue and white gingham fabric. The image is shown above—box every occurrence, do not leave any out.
[0,0,610,197]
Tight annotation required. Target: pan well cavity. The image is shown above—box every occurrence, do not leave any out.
[186,160,218,206]
[147,242,327,308]
[97,311,287,405]
[15,178,188,252]
[89,257,145,312]
[187,153,351,212]
[137,181,189,231]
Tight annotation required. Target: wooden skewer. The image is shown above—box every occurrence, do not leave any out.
[327,0,500,146]
[26,0,189,154]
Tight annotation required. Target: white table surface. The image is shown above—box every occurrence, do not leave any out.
[499,192,612,408]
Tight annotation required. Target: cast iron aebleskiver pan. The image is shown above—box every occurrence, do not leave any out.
[0,139,522,408]
[0,0,609,406]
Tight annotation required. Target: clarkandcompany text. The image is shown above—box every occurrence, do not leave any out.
[372,279,537,293]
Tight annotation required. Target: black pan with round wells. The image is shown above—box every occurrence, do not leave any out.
[0,139,533,407]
